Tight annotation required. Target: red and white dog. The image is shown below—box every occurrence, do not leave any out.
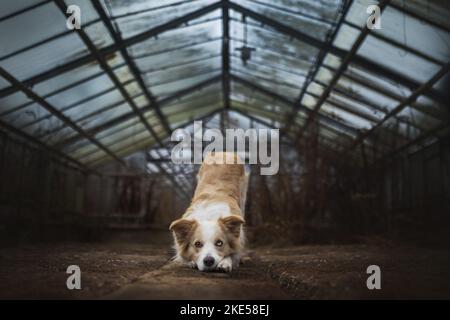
[169,152,248,272]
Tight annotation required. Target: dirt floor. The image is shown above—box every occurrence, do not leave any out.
[1,229,450,299]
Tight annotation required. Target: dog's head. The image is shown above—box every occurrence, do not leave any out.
[169,215,245,271]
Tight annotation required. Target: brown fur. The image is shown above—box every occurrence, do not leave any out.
[184,152,245,218]
[169,152,247,270]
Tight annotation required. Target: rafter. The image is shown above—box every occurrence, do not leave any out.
[230,101,354,150]
[221,0,230,132]
[55,75,221,149]
[296,0,391,142]
[346,62,450,154]
[0,66,128,168]
[378,122,449,163]
[226,1,446,106]
[54,0,164,148]
[229,107,347,158]
[76,104,221,162]
[283,0,353,134]
[231,74,363,138]
[88,108,221,170]
[54,0,191,196]
[0,117,92,174]
[92,0,171,135]
[0,1,222,99]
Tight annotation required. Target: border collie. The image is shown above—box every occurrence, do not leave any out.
[169,152,248,272]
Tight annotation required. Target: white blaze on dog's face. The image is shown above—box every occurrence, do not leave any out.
[169,215,244,271]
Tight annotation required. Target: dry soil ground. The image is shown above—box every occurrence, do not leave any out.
[1,229,450,299]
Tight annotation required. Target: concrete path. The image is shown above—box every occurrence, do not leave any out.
[106,257,290,299]
[106,244,450,300]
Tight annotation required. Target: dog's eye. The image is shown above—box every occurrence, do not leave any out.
[194,241,203,248]
[215,240,223,247]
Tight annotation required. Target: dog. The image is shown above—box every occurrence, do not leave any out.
[169,152,249,272]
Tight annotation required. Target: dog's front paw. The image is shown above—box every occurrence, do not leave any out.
[188,261,197,269]
[217,257,233,273]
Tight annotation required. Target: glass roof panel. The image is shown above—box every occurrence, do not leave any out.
[235,0,340,41]
[391,0,450,30]
[0,0,43,19]
[128,17,222,57]
[110,0,217,39]
[0,0,448,167]
[376,4,450,63]
[357,34,442,83]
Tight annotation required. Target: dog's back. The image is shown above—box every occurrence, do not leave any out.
[190,152,247,217]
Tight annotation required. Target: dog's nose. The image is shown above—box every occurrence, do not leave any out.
[203,256,215,267]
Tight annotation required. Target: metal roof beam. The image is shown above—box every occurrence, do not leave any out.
[296,0,391,142]
[306,90,409,144]
[377,122,449,163]
[88,108,221,172]
[332,68,447,120]
[56,75,221,148]
[0,0,51,23]
[0,63,127,118]
[75,105,222,161]
[92,0,171,135]
[284,0,353,133]
[230,107,349,155]
[346,62,450,153]
[389,2,450,34]
[231,74,362,137]
[0,117,93,174]
[312,78,430,132]
[21,79,135,131]
[226,1,446,106]
[344,20,444,66]
[54,0,163,148]
[222,0,230,110]
[232,99,355,146]
[0,66,126,166]
[0,67,188,198]
[0,1,222,99]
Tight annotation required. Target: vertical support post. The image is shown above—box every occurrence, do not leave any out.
[221,0,230,133]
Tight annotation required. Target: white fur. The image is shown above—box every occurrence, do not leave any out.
[195,220,222,271]
[189,201,231,221]
[217,256,233,272]
[185,201,242,272]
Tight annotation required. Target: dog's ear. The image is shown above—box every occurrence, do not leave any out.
[219,215,245,237]
[169,219,197,243]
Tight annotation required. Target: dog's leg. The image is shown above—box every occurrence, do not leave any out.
[188,261,198,269]
[217,256,233,273]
